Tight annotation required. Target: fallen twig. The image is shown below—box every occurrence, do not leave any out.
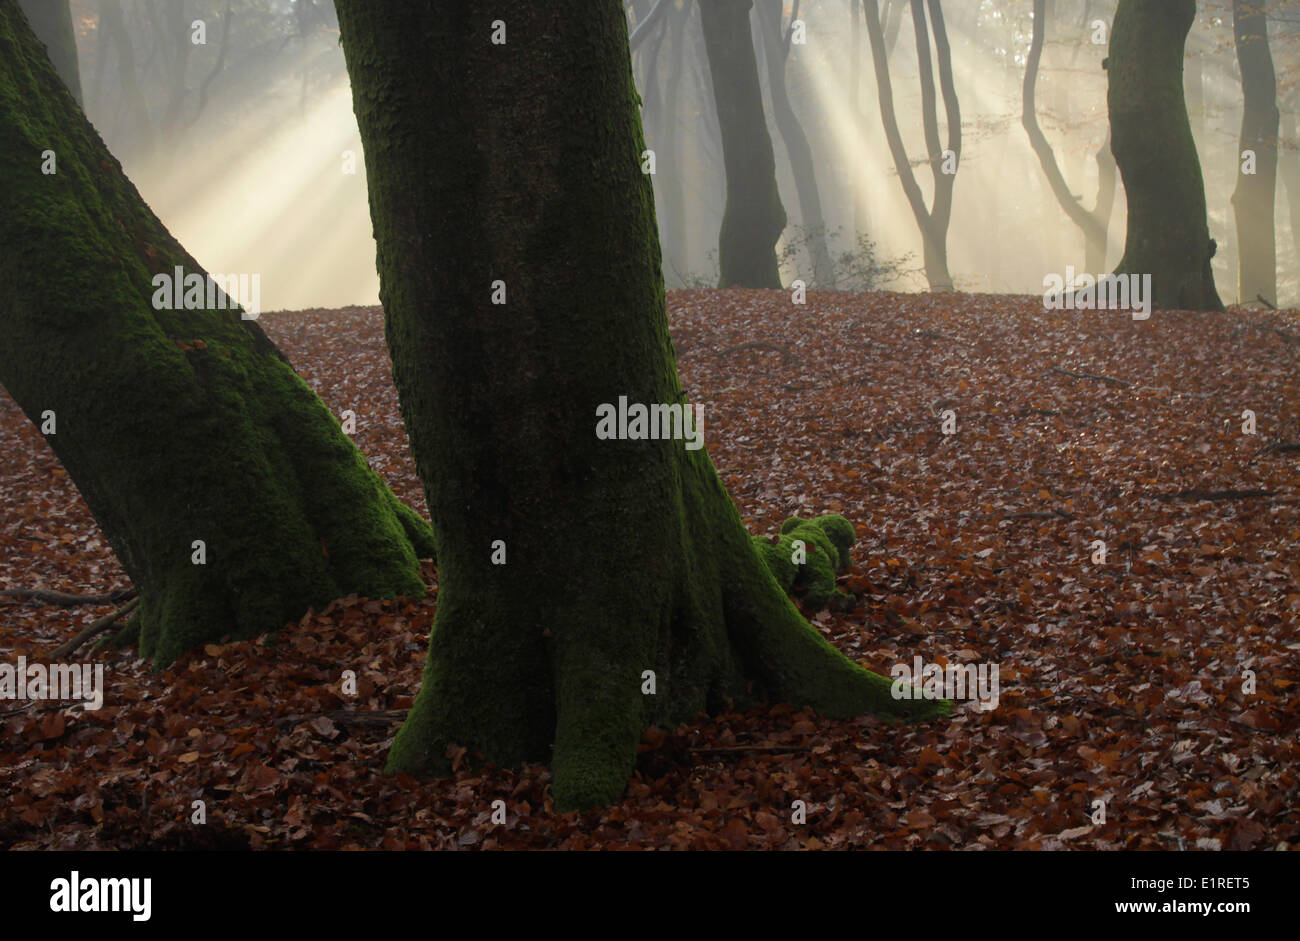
[48,597,139,659]
[688,744,809,755]
[1003,508,1075,521]
[0,587,136,606]
[274,709,407,730]
[1154,489,1275,502]
[1050,367,1133,388]
[713,340,800,365]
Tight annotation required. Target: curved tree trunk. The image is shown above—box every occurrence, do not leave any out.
[1107,0,1223,311]
[335,0,945,812]
[863,0,959,292]
[756,0,833,287]
[17,0,81,105]
[1022,0,1108,272]
[1230,0,1279,306]
[697,0,786,288]
[0,0,435,666]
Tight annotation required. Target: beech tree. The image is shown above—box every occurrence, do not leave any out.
[697,0,786,288]
[334,0,946,811]
[1230,0,1279,306]
[1022,0,1115,273]
[863,0,960,292]
[1107,0,1223,311]
[0,0,435,665]
[756,0,834,287]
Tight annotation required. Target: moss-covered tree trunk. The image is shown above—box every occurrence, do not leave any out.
[335,0,944,812]
[0,0,434,666]
[17,0,80,105]
[1230,0,1279,306]
[697,0,786,288]
[1107,0,1223,311]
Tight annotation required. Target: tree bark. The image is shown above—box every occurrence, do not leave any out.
[698,0,786,288]
[756,0,833,287]
[1230,0,1278,306]
[335,0,945,811]
[1022,0,1109,272]
[1107,0,1223,311]
[0,0,435,666]
[863,0,959,292]
[17,0,81,105]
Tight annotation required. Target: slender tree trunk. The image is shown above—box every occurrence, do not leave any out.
[1231,0,1278,306]
[17,0,81,105]
[1280,106,1300,296]
[660,0,690,282]
[1107,0,1223,311]
[1022,0,1108,272]
[0,0,435,666]
[1087,132,1118,272]
[335,0,945,812]
[863,0,959,292]
[698,0,786,288]
[757,0,832,286]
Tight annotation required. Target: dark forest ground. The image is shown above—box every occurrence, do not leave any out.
[1,289,1297,850]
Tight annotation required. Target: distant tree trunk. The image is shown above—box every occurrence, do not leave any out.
[0,0,435,666]
[757,0,832,286]
[698,0,786,288]
[17,0,81,105]
[1230,0,1278,306]
[863,0,960,292]
[1107,0,1222,311]
[660,0,691,282]
[1280,106,1300,295]
[1088,132,1118,272]
[1022,0,1108,272]
[336,0,945,811]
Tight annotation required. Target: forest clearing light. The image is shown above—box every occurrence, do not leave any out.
[147,79,378,312]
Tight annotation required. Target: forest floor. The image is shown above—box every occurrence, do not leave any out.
[1,290,1297,850]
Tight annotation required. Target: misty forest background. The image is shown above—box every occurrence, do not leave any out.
[64,0,1300,308]
[0,0,1297,850]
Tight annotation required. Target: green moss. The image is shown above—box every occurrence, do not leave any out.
[0,1,434,668]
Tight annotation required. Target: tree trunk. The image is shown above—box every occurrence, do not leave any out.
[660,0,690,283]
[17,0,81,105]
[1022,0,1108,271]
[863,0,959,292]
[0,0,435,666]
[1107,0,1223,311]
[1230,0,1278,306]
[756,0,833,287]
[335,0,945,812]
[698,0,786,288]
[1087,132,1118,273]
[1280,105,1300,297]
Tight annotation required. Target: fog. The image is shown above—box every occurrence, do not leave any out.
[70,0,1300,311]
